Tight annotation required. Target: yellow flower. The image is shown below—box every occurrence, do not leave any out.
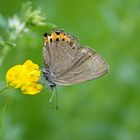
[6,60,42,95]
[21,82,43,95]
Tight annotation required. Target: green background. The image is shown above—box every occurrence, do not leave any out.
[0,0,140,140]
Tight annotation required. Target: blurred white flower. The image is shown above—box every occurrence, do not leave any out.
[8,15,27,40]
[8,15,25,33]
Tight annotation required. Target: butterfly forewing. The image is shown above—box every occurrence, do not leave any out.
[43,30,80,76]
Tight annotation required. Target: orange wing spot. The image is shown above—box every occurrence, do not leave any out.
[60,33,70,42]
[44,31,71,44]
[51,32,70,42]
[50,32,59,41]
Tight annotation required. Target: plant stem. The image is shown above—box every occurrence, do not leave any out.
[0,86,8,93]
[0,88,10,140]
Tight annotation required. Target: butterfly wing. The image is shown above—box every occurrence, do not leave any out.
[54,47,109,85]
[43,30,109,85]
[43,30,80,77]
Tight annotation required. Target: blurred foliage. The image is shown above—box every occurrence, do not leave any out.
[0,0,140,140]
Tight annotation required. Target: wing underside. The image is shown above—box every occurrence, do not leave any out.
[43,30,109,86]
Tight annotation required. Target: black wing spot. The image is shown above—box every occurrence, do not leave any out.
[56,38,59,41]
[55,31,60,35]
[44,33,48,37]
[50,38,53,42]
[62,38,65,41]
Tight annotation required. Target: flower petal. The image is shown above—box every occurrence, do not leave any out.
[21,82,42,95]
[6,65,23,88]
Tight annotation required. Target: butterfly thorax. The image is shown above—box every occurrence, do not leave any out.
[42,68,56,89]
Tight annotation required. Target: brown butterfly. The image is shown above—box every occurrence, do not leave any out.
[42,30,109,109]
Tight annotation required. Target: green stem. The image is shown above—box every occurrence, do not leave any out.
[0,86,8,93]
[0,88,10,140]
[0,46,10,67]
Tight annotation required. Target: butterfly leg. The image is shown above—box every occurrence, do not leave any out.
[49,87,58,110]
[49,89,55,107]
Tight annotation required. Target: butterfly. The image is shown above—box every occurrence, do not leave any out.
[42,30,109,109]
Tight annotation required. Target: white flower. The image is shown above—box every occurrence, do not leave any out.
[8,15,27,40]
[8,15,25,33]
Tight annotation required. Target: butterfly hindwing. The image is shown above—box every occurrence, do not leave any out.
[54,47,109,85]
